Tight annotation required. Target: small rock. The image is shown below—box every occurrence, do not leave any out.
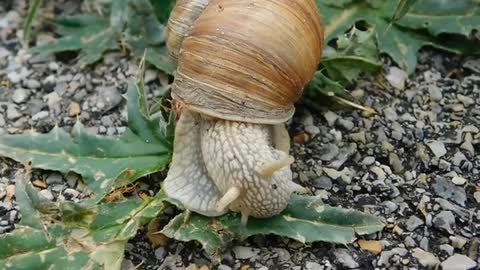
[318,144,339,161]
[389,153,404,173]
[350,131,366,144]
[362,156,375,166]
[323,111,338,126]
[428,84,443,101]
[440,254,477,270]
[333,249,358,269]
[457,94,475,107]
[474,192,480,203]
[0,115,4,127]
[24,79,41,89]
[412,248,440,268]
[386,67,407,90]
[63,188,80,199]
[97,86,123,112]
[432,177,467,206]
[433,211,456,234]
[232,246,259,260]
[68,102,81,117]
[451,176,467,186]
[337,119,354,131]
[404,236,416,247]
[370,166,386,181]
[378,248,408,267]
[32,111,49,121]
[427,141,447,158]
[154,247,167,260]
[120,259,135,270]
[305,125,320,137]
[312,177,332,190]
[463,125,479,133]
[46,173,63,185]
[405,216,424,231]
[305,261,323,270]
[440,244,454,256]
[323,168,342,180]
[450,236,468,249]
[217,265,232,270]
[39,189,54,201]
[6,105,22,120]
[12,89,29,104]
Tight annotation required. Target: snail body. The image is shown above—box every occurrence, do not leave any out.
[163,0,324,223]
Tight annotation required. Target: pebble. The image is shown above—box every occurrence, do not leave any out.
[451,176,467,186]
[333,249,358,269]
[350,131,366,144]
[386,67,407,90]
[474,192,480,203]
[312,177,332,190]
[318,144,339,161]
[362,156,375,166]
[63,188,80,199]
[323,168,342,180]
[433,211,456,234]
[0,115,5,127]
[427,141,447,158]
[428,84,443,101]
[440,254,477,270]
[232,246,259,260]
[305,125,320,137]
[154,247,167,260]
[6,105,22,120]
[457,94,475,106]
[440,244,455,256]
[24,79,41,89]
[97,86,123,112]
[12,89,29,104]
[38,189,54,201]
[432,177,467,206]
[31,111,49,121]
[46,173,63,185]
[120,259,134,270]
[217,265,232,270]
[323,111,338,126]
[412,248,440,267]
[378,248,408,267]
[305,261,323,270]
[405,216,424,231]
[450,236,468,249]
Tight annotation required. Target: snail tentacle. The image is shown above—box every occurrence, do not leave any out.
[256,155,295,178]
[215,186,241,212]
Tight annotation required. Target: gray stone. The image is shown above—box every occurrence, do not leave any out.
[428,84,443,101]
[427,141,447,158]
[46,173,63,185]
[39,189,54,201]
[474,192,480,203]
[6,105,22,120]
[318,144,339,161]
[305,125,320,137]
[24,79,41,89]
[440,254,477,270]
[389,153,404,173]
[232,246,259,260]
[412,248,439,267]
[31,111,49,121]
[154,247,167,260]
[63,188,80,198]
[362,156,375,166]
[337,119,354,131]
[333,249,358,269]
[97,86,123,112]
[217,265,233,270]
[420,237,429,251]
[386,67,407,90]
[305,261,324,270]
[0,114,5,127]
[120,259,134,270]
[457,94,475,107]
[450,235,468,249]
[440,244,454,256]
[451,176,467,186]
[12,89,29,104]
[405,216,424,231]
[383,201,398,214]
[378,248,408,267]
[433,211,456,234]
[323,111,338,126]
[404,236,416,247]
[432,177,467,206]
[312,176,332,190]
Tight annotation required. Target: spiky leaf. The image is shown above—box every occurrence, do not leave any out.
[0,171,169,270]
[318,0,480,73]
[162,195,385,255]
[0,80,171,201]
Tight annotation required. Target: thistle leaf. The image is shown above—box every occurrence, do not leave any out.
[0,80,171,201]
[162,195,385,255]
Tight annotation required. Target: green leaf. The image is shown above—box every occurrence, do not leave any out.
[30,14,118,67]
[317,0,480,73]
[397,0,480,36]
[126,0,176,74]
[0,80,171,201]
[22,0,43,44]
[162,195,385,255]
[391,0,418,23]
[306,71,351,99]
[0,172,169,270]
[322,27,382,85]
[149,0,176,24]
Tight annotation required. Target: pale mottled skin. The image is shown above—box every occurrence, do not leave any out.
[163,110,296,219]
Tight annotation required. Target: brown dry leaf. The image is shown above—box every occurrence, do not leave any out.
[147,218,169,247]
[358,239,383,255]
[32,179,47,189]
[240,265,249,270]
[199,266,209,270]
[392,224,404,235]
[104,183,138,202]
[293,133,310,143]
[138,191,150,201]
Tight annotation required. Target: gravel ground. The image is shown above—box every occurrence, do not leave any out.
[1,1,480,270]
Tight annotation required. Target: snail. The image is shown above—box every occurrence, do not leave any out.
[163,0,324,224]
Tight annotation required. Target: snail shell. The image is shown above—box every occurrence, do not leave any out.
[167,0,324,124]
